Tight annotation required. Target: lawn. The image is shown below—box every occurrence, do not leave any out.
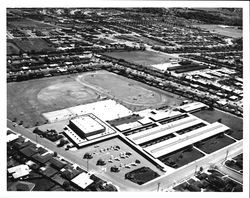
[192,109,243,133]
[125,167,160,185]
[194,133,235,154]
[102,50,175,66]
[158,146,205,168]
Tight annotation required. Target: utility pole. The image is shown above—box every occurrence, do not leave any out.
[157,182,161,192]
[35,134,38,144]
[87,158,89,172]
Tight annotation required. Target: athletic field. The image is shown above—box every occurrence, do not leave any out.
[103,50,175,66]
[7,74,100,127]
[8,71,182,127]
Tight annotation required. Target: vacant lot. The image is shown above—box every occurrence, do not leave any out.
[7,74,100,127]
[12,38,55,53]
[193,24,242,38]
[80,70,182,111]
[103,50,175,66]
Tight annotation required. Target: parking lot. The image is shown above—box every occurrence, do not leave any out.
[71,137,164,184]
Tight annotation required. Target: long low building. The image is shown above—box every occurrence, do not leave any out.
[145,122,230,158]
[149,110,182,122]
[178,102,208,113]
[128,115,207,145]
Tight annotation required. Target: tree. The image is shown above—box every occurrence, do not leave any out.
[57,139,67,147]
[62,180,70,188]
[83,152,93,159]
[97,158,106,166]
[33,127,44,135]
[135,159,141,164]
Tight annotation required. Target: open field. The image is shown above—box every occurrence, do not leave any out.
[7,74,100,127]
[71,137,164,186]
[7,41,20,55]
[114,34,165,46]
[12,38,55,53]
[8,71,182,127]
[79,70,182,111]
[193,24,242,38]
[7,18,53,29]
[103,50,175,66]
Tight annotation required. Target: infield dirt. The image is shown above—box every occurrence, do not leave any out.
[8,71,183,127]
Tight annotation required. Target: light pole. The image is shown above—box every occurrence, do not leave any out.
[157,182,161,192]
[35,134,38,144]
[225,149,229,161]
[87,158,89,172]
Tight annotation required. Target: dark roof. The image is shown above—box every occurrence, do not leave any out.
[20,146,39,157]
[51,174,67,186]
[37,147,48,154]
[41,166,58,177]
[8,181,35,191]
[12,137,32,149]
[31,153,53,165]
[49,185,65,191]
[49,158,66,170]
[61,168,81,180]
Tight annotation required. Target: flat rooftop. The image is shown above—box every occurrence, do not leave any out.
[145,122,230,158]
[71,115,105,135]
[129,115,206,145]
[178,102,208,113]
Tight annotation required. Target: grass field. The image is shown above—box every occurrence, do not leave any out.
[193,24,242,38]
[80,70,182,110]
[7,42,20,55]
[194,134,235,154]
[7,74,100,127]
[158,146,205,168]
[103,50,175,66]
[192,109,243,133]
[12,38,55,53]
[7,18,53,29]
[8,70,182,127]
